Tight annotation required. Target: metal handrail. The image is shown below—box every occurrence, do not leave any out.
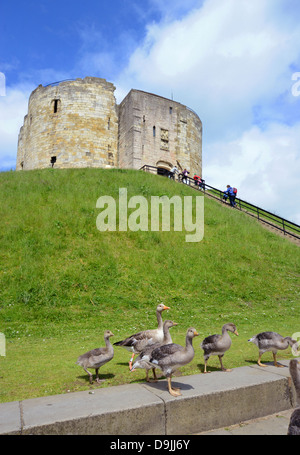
[140,164,300,240]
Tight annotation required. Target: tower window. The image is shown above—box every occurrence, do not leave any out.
[50,156,57,167]
[108,117,110,130]
[169,107,173,114]
[52,99,61,114]
[153,126,156,137]
[107,150,114,166]
[54,100,59,113]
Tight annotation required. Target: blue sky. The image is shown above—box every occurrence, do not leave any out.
[1,0,300,223]
[0,1,158,83]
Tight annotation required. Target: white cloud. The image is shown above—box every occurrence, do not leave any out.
[204,122,300,224]
[0,84,34,170]
[118,0,300,137]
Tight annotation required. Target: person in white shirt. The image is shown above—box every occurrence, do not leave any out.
[168,166,178,180]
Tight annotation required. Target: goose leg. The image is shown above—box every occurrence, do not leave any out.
[167,377,181,397]
[84,367,93,384]
[273,352,284,367]
[152,368,158,381]
[219,355,232,372]
[129,353,135,370]
[258,353,267,367]
[203,357,211,373]
[95,368,105,383]
[146,368,158,383]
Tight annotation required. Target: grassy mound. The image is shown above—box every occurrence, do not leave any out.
[0,168,299,402]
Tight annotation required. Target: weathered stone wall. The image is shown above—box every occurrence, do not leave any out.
[118,90,202,176]
[17,77,118,170]
[17,78,202,177]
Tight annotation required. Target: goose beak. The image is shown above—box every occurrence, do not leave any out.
[163,305,170,310]
[234,330,239,336]
[173,322,179,326]
[194,331,199,336]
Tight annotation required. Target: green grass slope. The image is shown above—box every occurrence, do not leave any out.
[0,168,299,402]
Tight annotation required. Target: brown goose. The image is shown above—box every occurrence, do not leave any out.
[114,303,170,369]
[248,331,298,367]
[76,329,114,384]
[288,359,300,435]
[147,327,199,397]
[131,319,178,382]
[201,323,239,373]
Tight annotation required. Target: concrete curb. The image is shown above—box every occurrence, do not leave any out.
[0,359,297,435]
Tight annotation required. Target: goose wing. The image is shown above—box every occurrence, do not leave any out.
[256,332,281,341]
[201,334,221,348]
[150,343,183,363]
[114,329,156,352]
[77,347,110,367]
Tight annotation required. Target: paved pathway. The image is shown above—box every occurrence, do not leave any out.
[197,409,293,435]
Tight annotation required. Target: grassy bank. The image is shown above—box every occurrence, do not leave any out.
[0,168,299,402]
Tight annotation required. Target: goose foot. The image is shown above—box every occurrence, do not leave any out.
[258,361,267,367]
[169,388,182,397]
[167,377,181,397]
[172,386,181,391]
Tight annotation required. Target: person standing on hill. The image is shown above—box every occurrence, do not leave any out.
[168,165,179,180]
[181,168,189,184]
[223,185,236,207]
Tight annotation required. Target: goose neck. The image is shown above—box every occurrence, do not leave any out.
[156,309,164,329]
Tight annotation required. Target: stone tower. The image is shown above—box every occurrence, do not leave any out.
[118,89,202,175]
[17,77,202,177]
[17,77,118,170]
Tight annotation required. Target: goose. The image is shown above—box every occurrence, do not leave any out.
[76,329,114,384]
[113,303,170,369]
[131,319,178,382]
[146,327,199,397]
[201,323,239,373]
[287,359,300,435]
[248,331,298,367]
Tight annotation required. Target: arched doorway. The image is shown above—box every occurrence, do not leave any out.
[156,160,173,177]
